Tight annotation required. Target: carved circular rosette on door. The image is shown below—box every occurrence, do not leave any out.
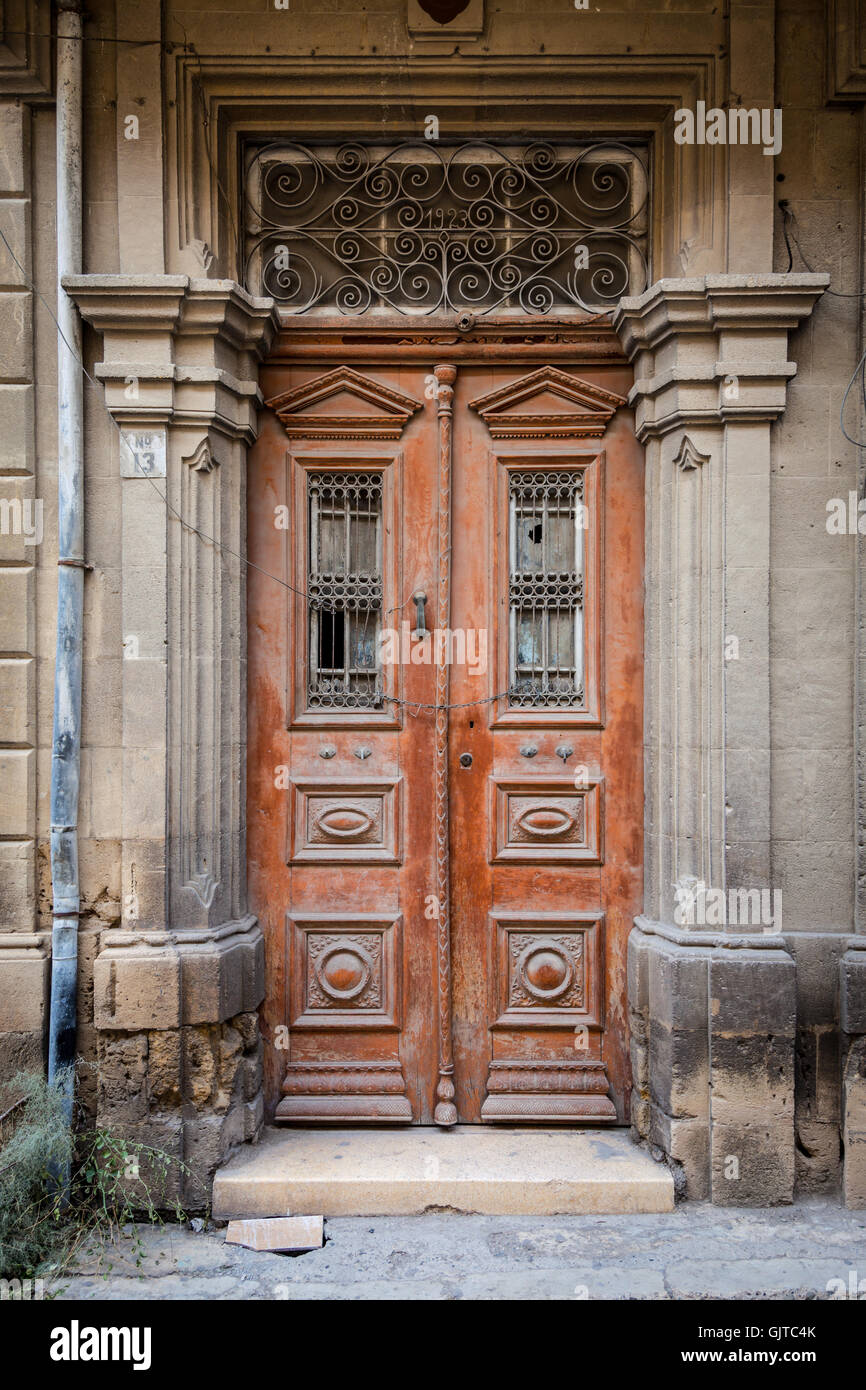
[514,938,575,1002]
[314,941,375,1002]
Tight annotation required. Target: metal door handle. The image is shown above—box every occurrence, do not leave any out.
[412,590,427,637]
[459,752,473,768]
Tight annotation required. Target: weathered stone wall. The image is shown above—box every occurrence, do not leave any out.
[771,0,860,933]
[629,924,798,1205]
[92,921,264,1202]
[0,97,45,1084]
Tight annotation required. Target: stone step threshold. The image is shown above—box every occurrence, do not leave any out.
[212,1126,674,1219]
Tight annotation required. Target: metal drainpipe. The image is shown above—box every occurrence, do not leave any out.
[47,0,84,1138]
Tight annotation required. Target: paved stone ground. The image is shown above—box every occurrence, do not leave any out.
[49,1198,866,1300]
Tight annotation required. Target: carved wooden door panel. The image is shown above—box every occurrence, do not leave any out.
[449,363,643,1122]
[248,347,642,1124]
[249,360,440,1123]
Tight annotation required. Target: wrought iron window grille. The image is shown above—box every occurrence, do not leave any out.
[508,469,586,707]
[307,472,384,709]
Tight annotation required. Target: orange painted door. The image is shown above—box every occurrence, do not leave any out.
[247,347,642,1124]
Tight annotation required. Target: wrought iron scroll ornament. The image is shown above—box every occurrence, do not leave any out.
[244,140,649,317]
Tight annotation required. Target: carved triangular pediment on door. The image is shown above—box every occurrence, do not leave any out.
[469,366,627,439]
[266,366,423,440]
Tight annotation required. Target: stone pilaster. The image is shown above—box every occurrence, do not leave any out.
[841,939,866,1208]
[614,275,827,1204]
[63,275,278,1201]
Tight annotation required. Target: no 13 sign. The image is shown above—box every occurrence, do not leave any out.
[120,428,167,478]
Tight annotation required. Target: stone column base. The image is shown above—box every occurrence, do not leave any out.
[629,917,796,1205]
[93,916,264,1207]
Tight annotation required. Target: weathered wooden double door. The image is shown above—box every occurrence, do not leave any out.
[248,338,643,1125]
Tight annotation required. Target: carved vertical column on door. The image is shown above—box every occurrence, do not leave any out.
[433,363,458,1126]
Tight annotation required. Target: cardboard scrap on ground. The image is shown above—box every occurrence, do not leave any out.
[225,1216,324,1253]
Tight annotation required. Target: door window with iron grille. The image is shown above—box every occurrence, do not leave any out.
[508,470,585,707]
[307,472,383,708]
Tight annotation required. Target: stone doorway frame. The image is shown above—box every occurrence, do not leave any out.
[61,43,839,1202]
[65,265,831,1204]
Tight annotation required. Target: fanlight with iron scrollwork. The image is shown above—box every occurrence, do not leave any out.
[244,140,650,318]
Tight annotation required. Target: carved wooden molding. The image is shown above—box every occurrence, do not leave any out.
[289,778,402,864]
[433,364,458,1127]
[281,1062,408,1094]
[490,777,603,865]
[469,367,626,439]
[481,1060,617,1122]
[277,1060,412,1122]
[266,366,423,439]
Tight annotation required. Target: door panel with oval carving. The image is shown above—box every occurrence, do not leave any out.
[248,335,643,1125]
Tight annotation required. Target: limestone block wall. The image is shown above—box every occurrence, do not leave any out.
[770,9,859,935]
[0,98,45,1082]
[768,2,866,1199]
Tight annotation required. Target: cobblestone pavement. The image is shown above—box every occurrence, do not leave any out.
[49,1199,866,1300]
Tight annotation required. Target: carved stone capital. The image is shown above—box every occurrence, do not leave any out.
[612,274,828,441]
[62,275,278,443]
